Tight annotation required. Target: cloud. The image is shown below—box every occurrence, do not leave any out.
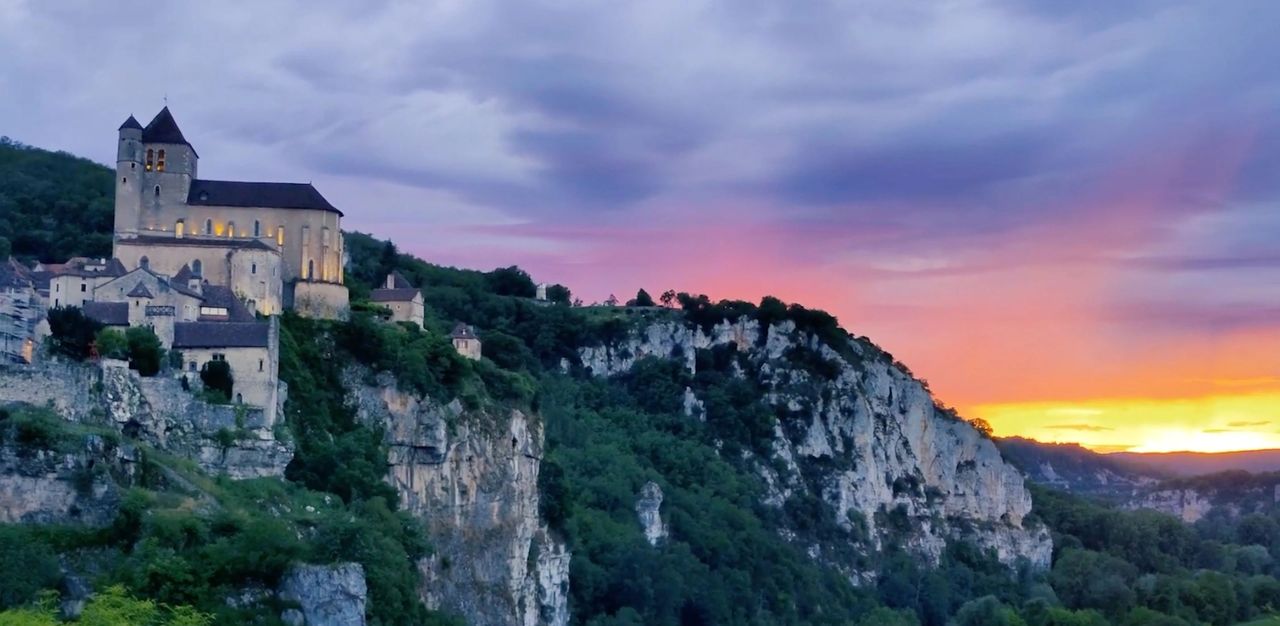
[1227,420,1271,428]
[1046,424,1115,432]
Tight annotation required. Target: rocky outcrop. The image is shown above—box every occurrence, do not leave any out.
[347,370,569,626]
[0,433,137,526]
[0,360,291,479]
[278,563,367,626]
[1125,489,1215,523]
[636,481,668,546]
[581,319,1052,577]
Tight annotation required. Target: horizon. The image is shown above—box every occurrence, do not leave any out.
[3,1,1277,453]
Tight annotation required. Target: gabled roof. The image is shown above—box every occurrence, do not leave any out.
[118,115,143,131]
[187,180,342,216]
[450,322,477,340]
[141,107,194,152]
[370,288,419,303]
[173,264,196,282]
[52,258,127,279]
[173,322,269,349]
[127,283,154,299]
[83,302,128,326]
[199,285,256,321]
[0,258,34,289]
[387,271,412,289]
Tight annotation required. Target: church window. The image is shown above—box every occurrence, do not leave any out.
[145,149,154,171]
[140,256,149,270]
[227,222,235,238]
[205,219,213,235]
[154,185,161,197]
[235,393,243,404]
[192,259,203,276]
[307,260,315,280]
[175,220,185,238]
[251,263,257,275]
[157,149,166,172]
[276,225,284,246]
[258,359,264,372]
[254,220,261,237]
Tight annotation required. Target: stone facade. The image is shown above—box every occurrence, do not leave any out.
[0,259,40,363]
[450,323,481,360]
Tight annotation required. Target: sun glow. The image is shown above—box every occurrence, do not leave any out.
[973,392,1280,453]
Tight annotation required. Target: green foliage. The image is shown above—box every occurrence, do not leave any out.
[95,328,129,360]
[198,361,232,403]
[126,327,164,376]
[46,306,103,359]
[0,137,114,262]
[0,527,61,609]
[627,289,655,307]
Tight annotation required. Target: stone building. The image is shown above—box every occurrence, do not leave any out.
[48,258,126,309]
[450,323,481,361]
[370,272,424,327]
[0,259,40,364]
[112,107,347,319]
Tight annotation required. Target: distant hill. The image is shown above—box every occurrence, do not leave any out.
[0,137,114,262]
[995,437,1158,498]
[1109,448,1280,476]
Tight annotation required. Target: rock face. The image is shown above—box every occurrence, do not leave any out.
[580,319,1052,577]
[1126,489,1215,523]
[347,370,569,626]
[278,563,367,626]
[0,360,292,479]
[0,433,137,526]
[636,481,668,546]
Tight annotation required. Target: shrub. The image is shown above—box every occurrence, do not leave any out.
[126,326,164,376]
[46,306,102,359]
[199,360,233,403]
[95,328,129,360]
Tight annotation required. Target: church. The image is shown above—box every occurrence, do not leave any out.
[111,107,349,319]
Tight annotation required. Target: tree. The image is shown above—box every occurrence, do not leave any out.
[604,294,619,307]
[546,284,572,305]
[126,326,164,376]
[94,328,129,361]
[46,306,102,359]
[952,596,1026,626]
[199,360,233,403]
[968,417,994,438]
[629,289,655,307]
[659,289,676,308]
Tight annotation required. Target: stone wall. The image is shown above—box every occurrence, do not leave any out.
[290,281,350,321]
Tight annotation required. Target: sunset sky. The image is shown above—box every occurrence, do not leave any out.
[2,1,1276,452]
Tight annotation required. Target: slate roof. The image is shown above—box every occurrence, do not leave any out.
[0,259,33,289]
[173,264,197,282]
[370,288,419,303]
[118,115,143,131]
[387,272,412,289]
[127,283,154,299]
[54,258,127,278]
[141,107,194,152]
[83,302,128,326]
[198,285,256,322]
[119,235,280,252]
[450,323,477,339]
[173,322,269,349]
[187,180,342,216]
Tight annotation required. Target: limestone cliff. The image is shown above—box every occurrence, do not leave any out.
[346,370,569,626]
[579,318,1052,577]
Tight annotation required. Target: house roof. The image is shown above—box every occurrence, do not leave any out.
[118,115,143,131]
[141,107,194,153]
[450,322,477,339]
[0,258,33,289]
[370,288,419,303]
[118,234,280,253]
[187,179,342,216]
[53,258,127,279]
[198,285,256,321]
[83,302,129,326]
[173,264,197,282]
[127,283,154,299]
[173,322,269,349]
[387,271,412,289]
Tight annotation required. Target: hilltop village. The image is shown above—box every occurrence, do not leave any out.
[0,108,487,416]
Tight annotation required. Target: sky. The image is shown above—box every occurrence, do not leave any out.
[1,0,1277,453]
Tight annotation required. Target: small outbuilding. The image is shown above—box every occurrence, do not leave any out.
[450,322,481,361]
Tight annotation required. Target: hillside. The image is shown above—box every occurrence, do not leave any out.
[6,141,1280,626]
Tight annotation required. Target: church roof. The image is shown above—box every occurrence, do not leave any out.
[141,107,195,153]
[370,288,419,303]
[198,285,257,322]
[127,283,154,299]
[173,322,269,349]
[174,264,196,282]
[450,322,477,339]
[118,115,143,131]
[83,302,129,326]
[187,180,342,216]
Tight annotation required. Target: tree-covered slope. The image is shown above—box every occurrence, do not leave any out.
[0,137,114,261]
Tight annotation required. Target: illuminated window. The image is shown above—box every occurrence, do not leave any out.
[276,225,284,246]
[175,219,185,238]
[145,149,154,171]
[157,149,166,172]
[254,220,261,237]
[205,219,213,235]
[227,221,235,238]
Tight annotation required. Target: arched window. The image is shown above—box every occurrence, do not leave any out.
[254,220,261,237]
[235,393,243,404]
[121,177,126,184]
[276,225,285,246]
[154,185,160,197]
[192,259,202,277]
[251,263,257,275]
[175,219,185,238]
[157,149,166,172]
[205,219,213,235]
[307,260,315,280]
[145,149,154,171]
[227,221,235,238]
[140,256,149,270]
